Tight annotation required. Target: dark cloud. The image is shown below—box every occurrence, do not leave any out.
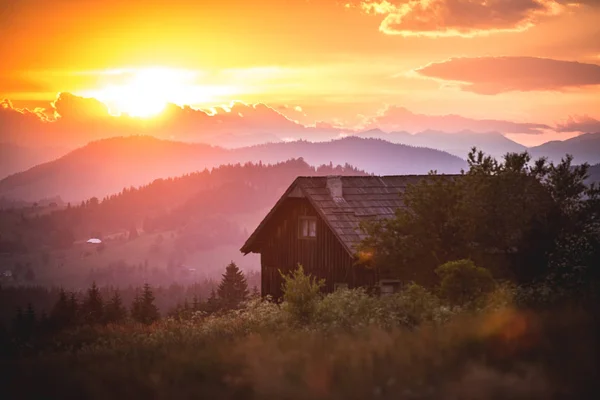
[415,56,600,94]
[358,0,599,37]
[556,115,600,132]
[365,105,551,134]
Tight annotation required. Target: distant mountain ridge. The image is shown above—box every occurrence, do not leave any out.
[0,135,466,202]
[529,133,600,165]
[354,129,527,159]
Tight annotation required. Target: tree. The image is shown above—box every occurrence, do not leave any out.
[360,148,600,286]
[129,225,139,240]
[205,288,220,314]
[131,284,159,324]
[81,282,104,325]
[104,291,127,324]
[435,259,495,305]
[217,262,249,310]
[50,289,77,329]
[280,264,324,324]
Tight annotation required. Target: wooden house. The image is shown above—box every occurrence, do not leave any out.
[240,175,432,298]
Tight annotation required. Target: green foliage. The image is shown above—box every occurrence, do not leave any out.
[435,259,495,306]
[280,264,324,324]
[361,148,600,287]
[131,284,160,325]
[217,262,249,310]
[3,290,598,399]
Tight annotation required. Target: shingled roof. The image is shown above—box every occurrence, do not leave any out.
[241,175,436,256]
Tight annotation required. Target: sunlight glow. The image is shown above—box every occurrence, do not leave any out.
[79,68,239,118]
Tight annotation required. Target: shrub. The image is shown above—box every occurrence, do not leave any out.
[435,259,495,305]
[280,264,324,324]
[315,288,381,330]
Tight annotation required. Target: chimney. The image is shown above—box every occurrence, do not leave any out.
[326,176,343,200]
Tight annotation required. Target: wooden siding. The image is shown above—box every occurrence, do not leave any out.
[255,197,376,299]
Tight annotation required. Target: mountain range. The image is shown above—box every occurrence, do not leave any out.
[1,130,599,203]
[354,129,527,160]
[0,136,466,202]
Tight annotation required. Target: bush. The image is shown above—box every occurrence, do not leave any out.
[435,259,495,306]
[280,265,324,324]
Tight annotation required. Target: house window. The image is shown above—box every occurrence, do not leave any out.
[299,216,317,239]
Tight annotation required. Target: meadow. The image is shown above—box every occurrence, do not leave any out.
[1,280,597,400]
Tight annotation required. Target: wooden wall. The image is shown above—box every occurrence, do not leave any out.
[255,198,376,299]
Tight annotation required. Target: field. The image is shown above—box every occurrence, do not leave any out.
[1,286,598,400]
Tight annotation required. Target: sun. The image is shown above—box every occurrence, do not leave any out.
[80,68,206,118]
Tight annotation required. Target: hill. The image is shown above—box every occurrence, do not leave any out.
[355,129,527,160]
[0,136,466,202]
[587,163,600,184]
[530,133,600,164]
[0,143,68,180]
[0,158,367,288]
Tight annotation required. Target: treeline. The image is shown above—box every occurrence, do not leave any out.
[3,261,255,351]
[0,265,260,325]
[361,149,600,294]
[0,158,367,253]
[2,262,255,355]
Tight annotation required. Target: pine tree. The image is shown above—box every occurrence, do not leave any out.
[192,295,200,311]
[205,288,220,314]
[251,285,260,299]
[12,307,25,339]
[82,282,104,325]
[51,289,75,329]
[68,292,79,325]
[217,262,249,310]
[129,225,139,240]
[131,284,159,324]
[104,291,127,324]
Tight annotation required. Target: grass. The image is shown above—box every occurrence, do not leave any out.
[1,289,598,399]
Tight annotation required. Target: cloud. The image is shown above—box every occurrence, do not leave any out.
[364,105,551,134]
[415,56,600,94]
[555,115,600,132]
[52,92,111,120]
[0,93,343,148]
[359,0,567,37]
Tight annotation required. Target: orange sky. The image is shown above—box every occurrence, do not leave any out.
[1,0,600,146]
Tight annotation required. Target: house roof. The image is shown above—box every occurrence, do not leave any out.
[240,175,444,256]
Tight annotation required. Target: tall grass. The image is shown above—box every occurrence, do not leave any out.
[1,285,598,399]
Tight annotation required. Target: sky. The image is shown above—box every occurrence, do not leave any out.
[1,0,600,147]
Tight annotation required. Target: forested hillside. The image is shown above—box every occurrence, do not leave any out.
[0,135,465,202]
[0,159,367,288]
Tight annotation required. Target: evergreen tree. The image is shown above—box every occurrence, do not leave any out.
[104,291,127,324]
[131,284,159,324]
[205,288,220,314]
[81,282,104,325]
[68,292,79,325]
[192,295,200,311]
[25,303,36,335]
[129,225,139,240]
[50,289,76,329]
[251,285,260,299]
[12,307,25,339]
[217,262,249,310]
